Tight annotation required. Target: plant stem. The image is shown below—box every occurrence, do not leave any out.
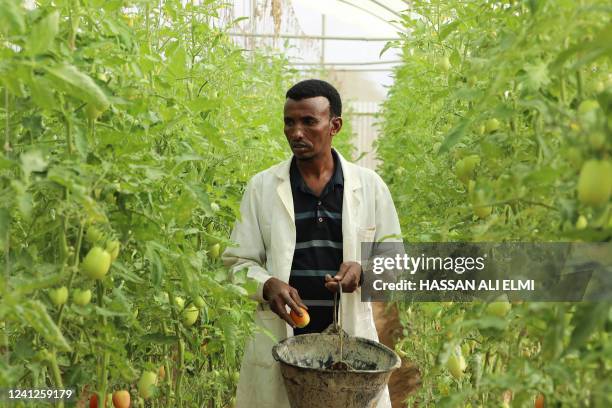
[168,293,185,408]
[3,87,10,372]
[3,87,10,154]
[576,69,584,102]
[96,281,109,408]
[57,222,84,328]
[47,351,65,408]
[64,109,73,155]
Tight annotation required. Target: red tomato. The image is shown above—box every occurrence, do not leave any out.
[89,393,107,408]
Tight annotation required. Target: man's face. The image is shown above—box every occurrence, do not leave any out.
[283,96,342,161]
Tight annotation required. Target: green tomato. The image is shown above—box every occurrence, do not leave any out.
[455,155,481,184]
[210,202,220,213]
[486,297,511,318]
[105,240,120,261]
[588,131,605,150]
[85,103,103,122]
[578,99,600,128]
[446,351,466,380]
[193,296,206,308]
[137,371,157,400]
[72,289,92,306]
[82,246,112,280]
[575,215,588,230]
[477,123,485,135]
[439,56,451,72]
[86,226,104,245]
[209,243,221,260]
[181,305,199,327]
[485,118,500,133]
[473,204,492,219]
[393,166,407,177]
[174,296,185,311]
[577,160,612,206]
[49,287,68,306]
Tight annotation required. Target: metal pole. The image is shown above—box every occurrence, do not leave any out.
[299,68,395,72]
[321,14,326,68]
[290,60,402,66]
[250,0,256,53]
[227,32,400,41]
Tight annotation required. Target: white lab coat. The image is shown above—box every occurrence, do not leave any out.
[223,150,402,408]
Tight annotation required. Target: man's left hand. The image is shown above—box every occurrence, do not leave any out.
[325,261,362,293]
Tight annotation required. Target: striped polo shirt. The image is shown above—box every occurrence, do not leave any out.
[289,150,343,335]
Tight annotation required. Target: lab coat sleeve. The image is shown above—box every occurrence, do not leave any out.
[374,173,403,242]
[222,174,271,303]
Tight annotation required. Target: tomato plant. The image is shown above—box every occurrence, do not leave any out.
[0,0,357,406]
[378,0,611,406]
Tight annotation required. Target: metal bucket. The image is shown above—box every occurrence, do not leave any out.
[272,332,401,408]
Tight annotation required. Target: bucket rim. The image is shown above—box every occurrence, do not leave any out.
[271,333,401,374]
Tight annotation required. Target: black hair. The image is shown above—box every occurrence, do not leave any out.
[285,79,342,117]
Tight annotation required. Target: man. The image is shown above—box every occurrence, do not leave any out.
[223,79,401,408]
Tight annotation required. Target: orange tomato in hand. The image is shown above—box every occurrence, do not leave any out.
[290,308,310,328]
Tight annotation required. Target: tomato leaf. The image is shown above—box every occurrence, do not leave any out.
[18,300,71,352]
[140,333,179,345]
[145,242,165,288]
[566,302,610,352]
[44,64,110,110]
[439,20,460,41]
[27,11,59,55]
[438,119,472,153]
[0,0,25,34]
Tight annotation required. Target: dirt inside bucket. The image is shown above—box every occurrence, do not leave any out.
[327,360,354,371]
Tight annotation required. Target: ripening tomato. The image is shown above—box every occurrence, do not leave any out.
[535,393,545,408]
[73,289,92,306]
[290,308,310,328]
[49,287,68,306]
[112,390,130,408]
[82,247,112,279]
[137,371,157,399]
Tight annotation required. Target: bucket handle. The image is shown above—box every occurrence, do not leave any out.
[333,281,342,331]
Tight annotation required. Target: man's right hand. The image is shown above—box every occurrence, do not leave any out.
[263,277,308,328]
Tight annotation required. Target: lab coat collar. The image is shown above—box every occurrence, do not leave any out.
[274,149,362,222]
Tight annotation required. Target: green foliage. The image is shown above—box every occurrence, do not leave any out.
[0,1,300,406]
[378,1,612,406]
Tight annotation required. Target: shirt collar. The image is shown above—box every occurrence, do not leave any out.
[290,149,344,194]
